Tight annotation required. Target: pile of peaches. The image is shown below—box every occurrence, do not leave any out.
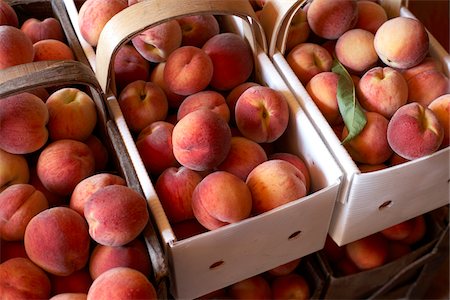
[254,0,449,170]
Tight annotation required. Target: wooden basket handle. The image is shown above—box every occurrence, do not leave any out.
[95,0,266,95]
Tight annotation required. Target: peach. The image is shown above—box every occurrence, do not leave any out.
[406,69,449,107]
[0,257,51,299]
[401,57,444,82]
[0,25,34,69]
[84,135,109,172]
[0,149,29,192]
[335,257,360,276]
[191,171,252,230]
[21,17,65,43]
[358,163,387,173]
[176,15,220,48]
[428,94,450,148]
[202,32,254,91]
[267,258,301,277]
[0,1,18,27]
[387,102,444,160]
[228,275,272,299]
[387,241,411,262]
[235,86,289,143]
[89,238,151,280]
[306,0,358,40]
[24,207,91,276]
[271,273,310,300]
[154,166,202,223]
[0,184,48,241]
[136,121,179,175]
[286,42,333,84]
[357,66,409,118]
[84,185,149,247]
[113,44,150,93]
[217,136,268,181]
[171,219,208,240]
[269,152,311,193]
[46,87,97,141]
[33,39,75,61]
[164,46,213,96]
[29,167,65,207]
[388,152,410,166]
[285,8,310,53]
[150,62,185,108]
[400,215,426,245]
[70,173,126,217]
[247,159,307,214]
[172,109,232,171]
[50,268,92,295]
[374,17,429,69]
[50,293,88,300]
[131,20,182,63]
[177,90,230,122]
[86,267,157,300]
[118,80,168,132]
[306,72,342,125]
[345,233,389,270]
[342,111,393,165]
[0,92,48,154]
[0,239,28,262]
[354,1,388,34]
[226,81,260,124]
[37,139,96,196]
[381,219,415,241]
[78,0,127,47]
[335,29,378,74]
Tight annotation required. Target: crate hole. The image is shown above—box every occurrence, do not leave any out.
[209,260,224,270]
[288,230,302,240]
[378,200,393,210]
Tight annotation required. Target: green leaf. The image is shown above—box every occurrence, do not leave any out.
[332,59,367,144]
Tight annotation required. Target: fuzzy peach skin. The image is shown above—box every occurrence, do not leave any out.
[335,29,378,74]
[49,268,92,295]
[387,102,444,160]
[269,152,311,193]
[228,275,272,300]
[267,258,301,277]
[342,111,393,165]
[0,25,34,69]
[113,44,150,93]
[217,136,268,181]
[24,207,91,276]
[154,166,202,223]
[177,90,230,122]
[405,69,449,107]
[306,0,358,40]
[226,82,260,124]
[0,1,18,27]
[70,173,126,217]
[50,293,87,300]
[285,8,310,53]
[150,62,185,109]
[354,0,387,34]
[191,171,252,230]
[286,42,333,84]
[84,185,149,247]
[0,92,48,154]
[136,121,179,175]
[202,32,254,91]
[46,87,97,141]
[86,267,157,300]
[381,218,414,241]
[0,149,29,193]
[306,72,342,126]
[89,238,151,280]
[78,0,127,47]
[176,14,219,48]
[37,139,96,196]
[33,39,75,61]
[172,109,232,171]
[118,80,168,132]
[235,86,289,143]
[29,168,64,207]
[21,17,64,44]
[401,57,444,81]
[0,184,48,241]
[345,233,389,270]
[247,159,307,214]
[357,66,409,119]
[84,135,109,172]
[0,257,51,299]
[428,94,450,148]
[374,17,429,69]
[271,273,310,300]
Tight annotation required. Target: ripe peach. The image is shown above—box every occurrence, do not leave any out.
[0,149,29,192]
[176,15,220,48]
[37,139,96,196]
[247,159,307,214]
[0,91,49,153]
[406,69,449,107]
[177,90,230,123]
[226,81,260,124]
[286,42,333,84]
[0,25,34,69]
[21,17,65,43]
[113,44,150,93]
[49,267,92,295]
[50,293,87,300]
[387,102,444,160]
[428,94,450,148]
[86,267,157,300]
[306,0,358,40]
[33,39,75,61]
[29,167,65,207]
[342,111,393,165]
[357,66,408,118]
[268,258,301,276]
[388,152,410,166]
[150,62,185,108]
[235,86,289,143]
[0,257,51,299]
[217,136,268,181]
[358,163,387,173]
[400,215,426,245]
[401,57,444,82]
[24,207,91,276]
[171,219,208,240]
[0,1,18,27]
[374,17,429,69]
[84,135,109,172]
[228,275,272,299]
[0,184,48,241]
[191,171,252,230]
[70,173,126,217]
[154,166,202,223]
[335,29,378,74]
[381,219,415,240]
[164,45,213,96]
[269,152,311,193]
[84,185,149,247]
[202,32,254,91]
[285,8,310,53]
[354,1,387,34]
[345,233,389,270]
[271,273,310,300]
[172,109,231,171]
